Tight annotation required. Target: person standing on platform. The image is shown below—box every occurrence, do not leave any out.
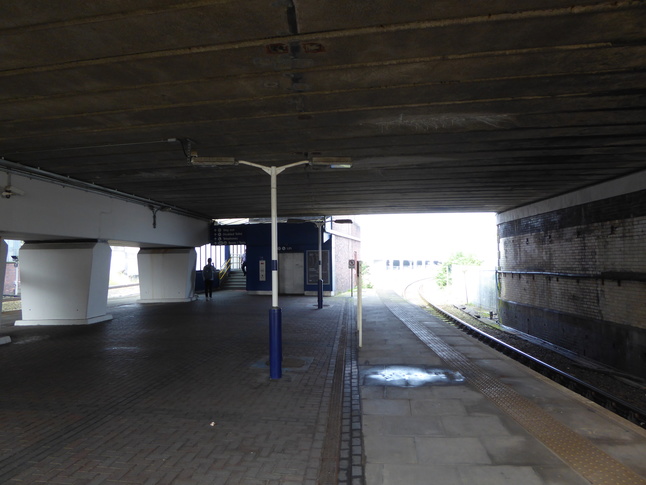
[203,258,216,300]
[241,252,247,276]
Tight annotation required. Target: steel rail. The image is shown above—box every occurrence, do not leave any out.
[415,286,646,430]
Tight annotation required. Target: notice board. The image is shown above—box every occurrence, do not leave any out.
[306,250,330,285]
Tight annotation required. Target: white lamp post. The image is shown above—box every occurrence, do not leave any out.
[191,156,351,378]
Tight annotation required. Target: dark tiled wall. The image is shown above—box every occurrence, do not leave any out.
[498,189,646,377]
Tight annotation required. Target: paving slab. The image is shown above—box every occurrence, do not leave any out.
[0,291,356,485]
[359,289,646,485]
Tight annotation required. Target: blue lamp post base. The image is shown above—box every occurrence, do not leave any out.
[269,307,282,379]
[317,279,323,309]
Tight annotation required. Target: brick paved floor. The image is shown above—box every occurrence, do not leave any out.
[0,292,357,485]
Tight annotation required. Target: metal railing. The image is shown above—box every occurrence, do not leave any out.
[219,258,231,281]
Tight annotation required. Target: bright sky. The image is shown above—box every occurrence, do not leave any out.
[355,213,498,267]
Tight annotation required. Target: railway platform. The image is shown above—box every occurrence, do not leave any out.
[362,290,646,485]
[0,288,645,484]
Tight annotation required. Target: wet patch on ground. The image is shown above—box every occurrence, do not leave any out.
[360,365,465,387]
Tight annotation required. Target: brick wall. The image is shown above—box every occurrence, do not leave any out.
[3,263,20,297]
[498,189,646,376]
[332,224,361,294]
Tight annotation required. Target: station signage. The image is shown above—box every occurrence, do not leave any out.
[210,224,247,245]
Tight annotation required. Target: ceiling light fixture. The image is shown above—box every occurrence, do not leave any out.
[310,157,353,169]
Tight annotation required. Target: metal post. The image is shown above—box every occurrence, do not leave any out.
[269,165,282,378]
[317,221,323,309]
[357,260,363,348]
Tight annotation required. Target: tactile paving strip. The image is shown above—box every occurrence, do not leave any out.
[381,291,646,485]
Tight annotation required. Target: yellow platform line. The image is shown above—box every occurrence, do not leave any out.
[382,293,646,485]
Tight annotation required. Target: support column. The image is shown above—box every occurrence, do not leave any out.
[17,241,112,326]
[138,248,196,303]
[0,239,6,306]
[0,239,9,340]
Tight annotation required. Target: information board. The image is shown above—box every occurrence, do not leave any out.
[307,250,330,285]
[210,224,247,245]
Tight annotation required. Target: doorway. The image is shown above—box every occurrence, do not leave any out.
[278,253,304,294]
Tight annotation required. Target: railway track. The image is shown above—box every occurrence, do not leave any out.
[403,279,646,430]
